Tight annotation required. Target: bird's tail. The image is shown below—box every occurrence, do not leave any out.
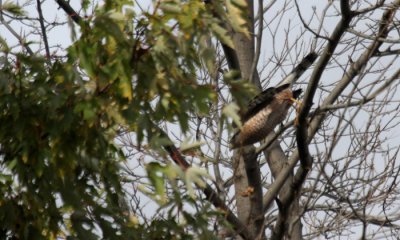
[279,52,318,86]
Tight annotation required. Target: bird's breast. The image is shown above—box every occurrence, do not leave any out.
[237,101,291,147]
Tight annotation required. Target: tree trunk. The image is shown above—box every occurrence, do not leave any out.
[231,0,265,238]
[231,0,303,238]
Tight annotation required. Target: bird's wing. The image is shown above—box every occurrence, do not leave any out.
[241,87,276,122]
[241,83,291,122]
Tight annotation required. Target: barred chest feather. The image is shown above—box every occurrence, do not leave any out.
[230,99,291,148]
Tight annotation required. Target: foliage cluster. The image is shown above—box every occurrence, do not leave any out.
[0,0,250,238]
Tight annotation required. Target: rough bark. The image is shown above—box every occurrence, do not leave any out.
[231,0,264,238]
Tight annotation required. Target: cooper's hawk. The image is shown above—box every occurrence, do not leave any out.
[230,53,318,149]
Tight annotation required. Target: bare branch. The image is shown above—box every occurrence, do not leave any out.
[36,0,50,63]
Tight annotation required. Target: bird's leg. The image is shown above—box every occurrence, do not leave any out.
[290,97,302,125]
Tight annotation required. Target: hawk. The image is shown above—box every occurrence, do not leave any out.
[230,53,318,149]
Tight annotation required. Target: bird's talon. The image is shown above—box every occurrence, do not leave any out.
[290,98,302,126]
[290,98,302,107]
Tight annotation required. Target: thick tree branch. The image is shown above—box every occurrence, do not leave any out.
[206,0,265,237]
[55,0,83,24]
[340,0,352,18]
[241,147,264,237]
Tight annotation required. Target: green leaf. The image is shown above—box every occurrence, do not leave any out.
[199,35,217,78]
[2,1,26,16]
[146,162,167,204]
[81,0,91,11]
[0,36,10,52]
[211,23,234,49]
[222,103,242,129]
[0,173,12,183]
[107,10,126,21]
[94,14,127,44]
[160,2,181,14]
[184,167,210,198]
[118,77,133,100]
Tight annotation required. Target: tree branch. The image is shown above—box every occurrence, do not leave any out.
[158,128,254,240]
[268,4,354,237]
[319,68,400,111]
[269,4,400,237]
[37,0,50,63]
[0,5,34,55]
[204,0,241,72]
[54,0,83,24]
[249,0,264,86]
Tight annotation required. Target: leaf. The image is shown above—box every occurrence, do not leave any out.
[162,164,182,181]
[211,23,234,49]
[199,35,217,78]
[94,14,127,44]
[184,167,211,198]
[153,36,169,54]
[81,0,91,11]
[2,1,26,16]
[222,103,242,129]
[226,0,250,37]
[127,214,139,227]
[118,77,133,100]
[160,3,181,14]
[107,10,126,21]
[74,102,97,122]
[0,36,10,52]
[146,162,167,204]
[0,173,12,183]
[180,137,205,153]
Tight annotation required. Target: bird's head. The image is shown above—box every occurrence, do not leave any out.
[292,89,302,99]
[275,85,302,105]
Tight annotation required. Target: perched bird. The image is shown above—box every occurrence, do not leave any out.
[230,53,318,149]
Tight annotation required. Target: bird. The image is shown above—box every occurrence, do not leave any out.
[230,52,318,149]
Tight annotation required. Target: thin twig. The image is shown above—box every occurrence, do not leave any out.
[249,0,264,85]
[0,0,34,55]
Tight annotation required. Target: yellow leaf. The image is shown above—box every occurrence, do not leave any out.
[119,78,133,100]
[211,23,234,49]
[226,0,250,38]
